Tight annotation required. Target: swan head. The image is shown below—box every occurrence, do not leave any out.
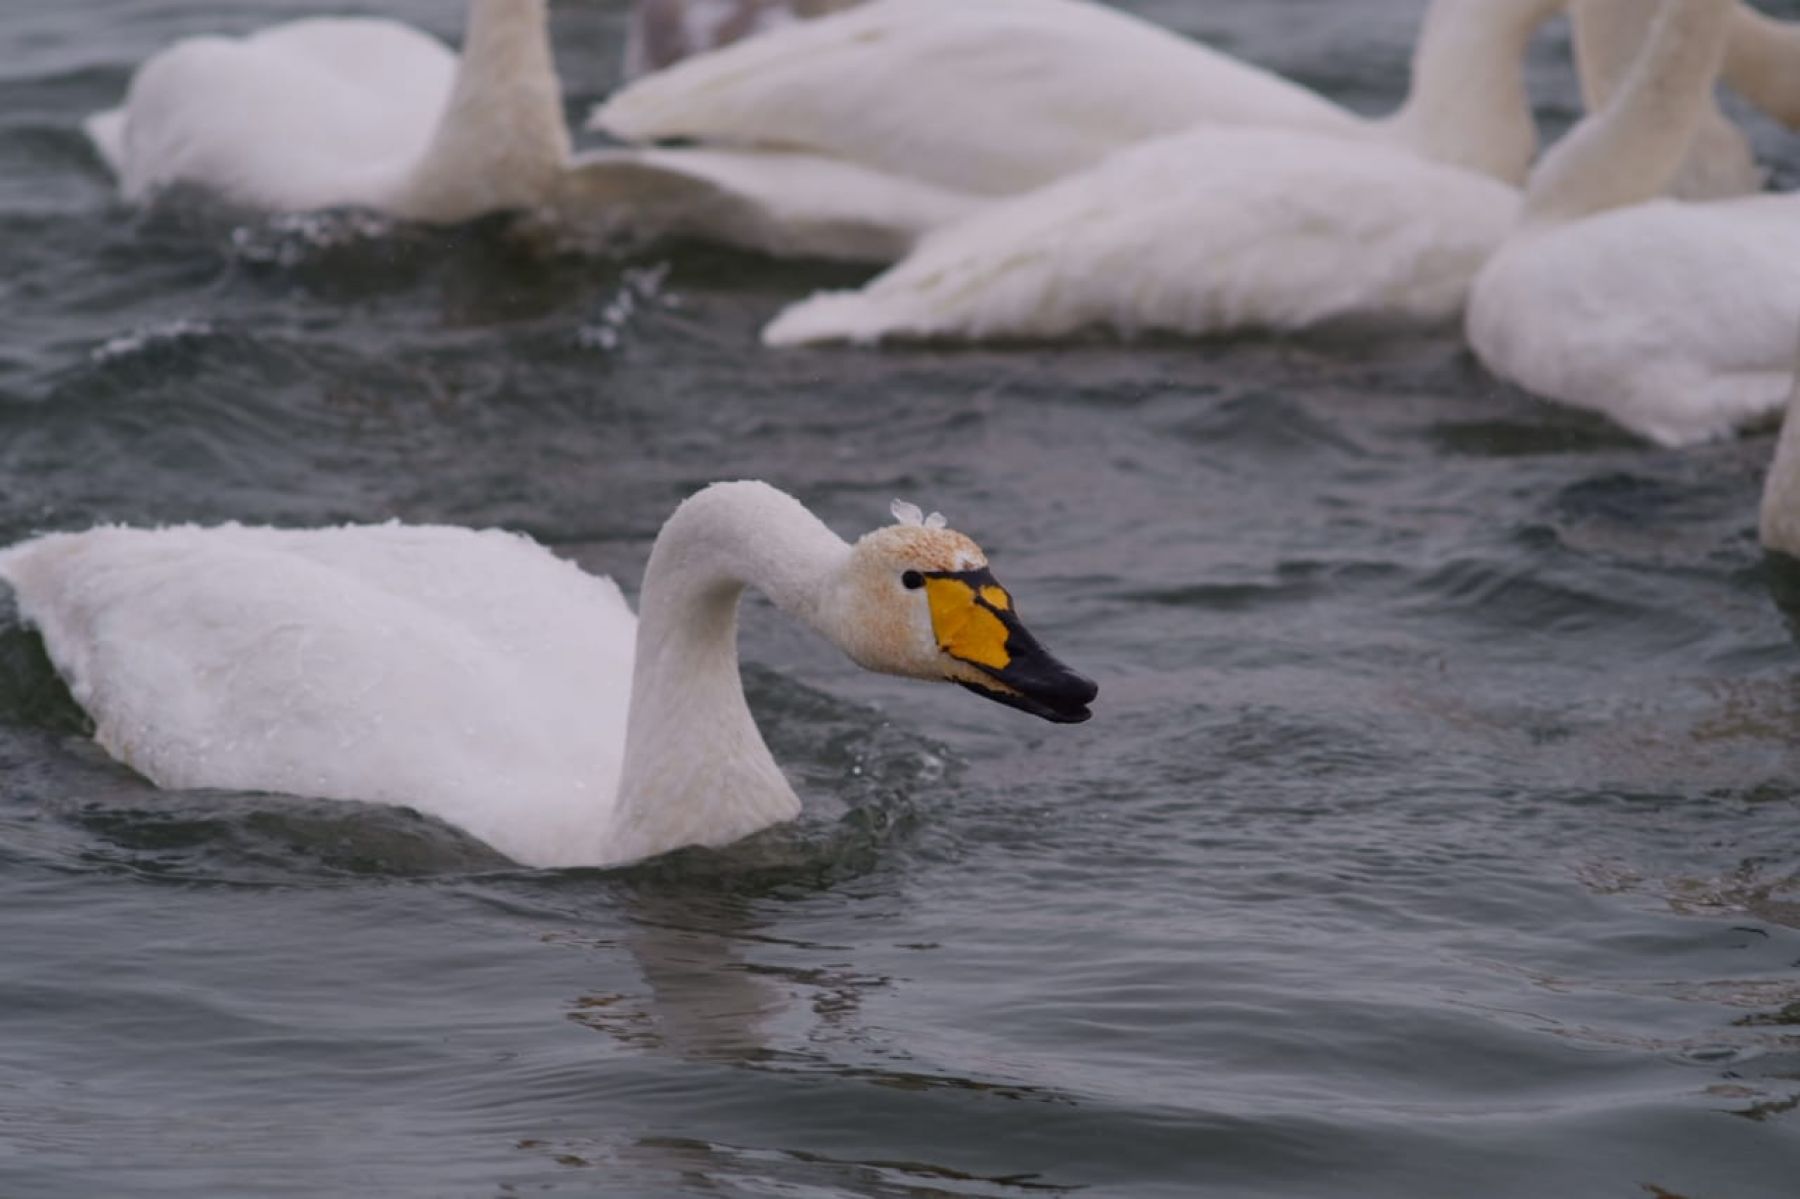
[828,500,1098,724]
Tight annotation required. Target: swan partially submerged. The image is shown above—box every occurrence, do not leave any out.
[0,483,1096,869]
[85,0,961,260]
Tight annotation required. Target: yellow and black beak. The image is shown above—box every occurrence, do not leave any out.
[923,568,1097,724]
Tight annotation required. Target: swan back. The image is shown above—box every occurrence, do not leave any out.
[593,0,1363,196]
[0,524,636,866]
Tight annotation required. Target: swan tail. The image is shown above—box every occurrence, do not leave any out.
[83,108,128,178]
[762,289,920,346]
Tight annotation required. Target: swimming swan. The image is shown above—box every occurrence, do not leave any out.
[85,0,957,260]
[0,482,1097,869]
[1467,0,1800,447]
[593,0,1569,195]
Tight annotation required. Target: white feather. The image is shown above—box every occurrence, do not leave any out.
[763,128,1520,346]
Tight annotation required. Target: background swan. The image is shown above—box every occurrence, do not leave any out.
[1467,0,1800,446]
[593,0,1567,197]
[0,483,1095,869]
[87,0,953,260]
[88,0,568,223]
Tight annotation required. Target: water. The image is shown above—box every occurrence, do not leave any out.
[3,2,1799,1195]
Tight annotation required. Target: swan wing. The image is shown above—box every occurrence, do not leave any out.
[0,524,635,866]
[99,17,455,210]
[591,0,1364,196]
[555,146,986,261]
[1467,195,1800,446]
[764,129,1520,346]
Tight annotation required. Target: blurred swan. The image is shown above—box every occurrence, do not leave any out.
[594,0,1568,196]
[1760,333,1800,557]
[1467,0,1800,446]
[85,0,959,259]
[623,0,859,80]
[87,0,568,223]
[0,483,1095,869]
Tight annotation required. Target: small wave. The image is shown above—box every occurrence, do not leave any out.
[89,318,213,365]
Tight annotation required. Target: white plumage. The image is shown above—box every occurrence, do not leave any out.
[763,128,1521,346]
[595,0,1573,199]
[1466,0,1798,446]
[0,484,1095,869]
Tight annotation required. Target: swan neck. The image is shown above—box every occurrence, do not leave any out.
[391,0,571,223]
[1722,2,1800,126]
[1383,0,1563,183]
[609,483,852,865]
[1523,0,1734,227]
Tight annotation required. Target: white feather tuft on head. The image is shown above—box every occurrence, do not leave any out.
[890,499,947,529]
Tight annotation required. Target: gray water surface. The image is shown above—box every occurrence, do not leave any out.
[3,2,1799,1196]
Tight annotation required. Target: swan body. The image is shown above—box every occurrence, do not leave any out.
[1468,194,1800,445]
[594,0,1567,196]
[1467,0,1795,446]
[763,127,1521,346]
[0,483,1095,869]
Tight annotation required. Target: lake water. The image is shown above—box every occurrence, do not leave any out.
[3,2,1799,1196]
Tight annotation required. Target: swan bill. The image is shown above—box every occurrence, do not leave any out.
[923,569,1097,724]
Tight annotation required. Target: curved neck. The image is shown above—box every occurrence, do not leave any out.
[1573,0,1756,200]
[609,482,851,866]
[1523,0,1734,227]
[1761,338,1800,556]
[1723,2,1800,127]
[1379,0,1566,183]
[390,0,571,223]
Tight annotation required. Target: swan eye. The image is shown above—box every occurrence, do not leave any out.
[901,570,925,591]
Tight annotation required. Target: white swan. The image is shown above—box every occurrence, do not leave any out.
[0,483,1096,869]
[86,0,961,261]
[1760,333,1800,557]
[1467,0,1800,447]
[88,0,568,223]
[594,0,1565,193]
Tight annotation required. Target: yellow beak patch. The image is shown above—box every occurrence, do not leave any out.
[924,572,1014,670]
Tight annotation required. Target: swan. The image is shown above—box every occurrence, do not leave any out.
[85,0,963,261]
[87,0,568,222]
[593,0,1566,194]
[0,483,1096,869]
[1760,332,1800,557]
[623,0,859,81]
[1467,0,1800,447]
